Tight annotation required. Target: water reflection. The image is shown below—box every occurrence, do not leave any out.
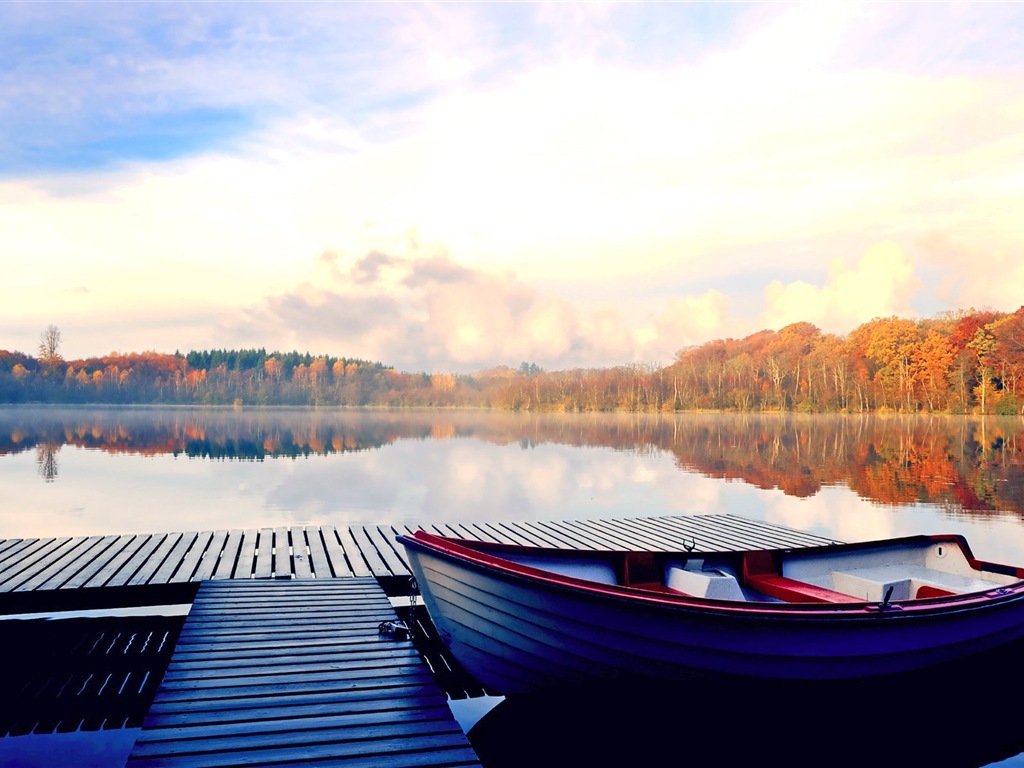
[2,408,1024,558]
[3,408,1024,510]
[34,443,58,482]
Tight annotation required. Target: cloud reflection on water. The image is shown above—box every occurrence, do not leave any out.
[2,408,1024,564]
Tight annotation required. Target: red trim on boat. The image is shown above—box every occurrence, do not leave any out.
[741,549,861,603]
[744,573,863,604]
[400,530,1024,617]
[916,584,956,599]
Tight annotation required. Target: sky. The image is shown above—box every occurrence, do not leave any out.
[2,2,1023,373]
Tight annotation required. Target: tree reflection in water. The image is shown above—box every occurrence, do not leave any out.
[34,443,58,482]
[2,409,1023,517]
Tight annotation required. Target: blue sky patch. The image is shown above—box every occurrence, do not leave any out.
[2,107,256,176]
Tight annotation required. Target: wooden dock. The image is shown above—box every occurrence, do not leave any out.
[125,578,481,768]
[0,515,840,767]
[0,514,836,610]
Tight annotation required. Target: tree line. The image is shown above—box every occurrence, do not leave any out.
[2,307,1023,413]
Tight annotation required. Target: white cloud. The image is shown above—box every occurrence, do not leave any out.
[638,291,733,362]
[761,243,919,333]
[918,234,1024,313]
[3,3,1024,361]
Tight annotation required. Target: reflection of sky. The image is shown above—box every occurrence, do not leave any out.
[3,430,1024,567]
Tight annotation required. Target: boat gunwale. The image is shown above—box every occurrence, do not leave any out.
[398,531,1024,619]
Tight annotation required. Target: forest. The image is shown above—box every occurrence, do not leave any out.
[2,307,1023,414]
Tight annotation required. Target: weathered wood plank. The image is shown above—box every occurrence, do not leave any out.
[0,536,50,572]
[127,533,185,586]
[714,513,836,546]
[333,526,373,578]
[128,578,480,768]
[291,528,314,579]
[596,516,690,551]
[190,529,230,582]
[232,529,259,579]
[537,519,624,550]
[148,664,433,702]
[0,536,82,590]
[316,525,352,577]
[143,688,446,726]
[147,532,200,585]
[170,530,215,583]
[60,534,139,589]
[644,515,757,551]
[350,526,397,578]
[209,529,243,580]
[360,525,409,576]
[103,533,172,587]
[253,527,274,578]
[144,680,439,716]
[528,520,593,548]
[81,533,153,588]
[273,525,292,577]
[15,536,115,591]
[0,536,28,558]
[305,526,334,578]
[0,517,837,596]
[128,733,478,768]
[489,524,548,548]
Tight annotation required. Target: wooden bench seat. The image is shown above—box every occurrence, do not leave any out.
[743,572,863,604]
[742,550,862,604]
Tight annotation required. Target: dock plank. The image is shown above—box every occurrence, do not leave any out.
[60,534,139,589]
[350,526,399,578]
[208,529,242,580]
[274,525,293,578]
[361,525,410,575]
[127,532,185,587]
[0,536,49,573]
[319,525,354,578]
[292,528,315,579]
[334,526,374,578]
[14,536,113,591]
[146,532,200,585]
[253,528,274,578]
[170,530,215,583]
[127,578,480,768]
[189,529,229,582]
[0,516,837,596]
[232,529,258,579]
[0,537,81,590]
[82,533,153,588]
[305,526,334,578]
[103,533,173,588]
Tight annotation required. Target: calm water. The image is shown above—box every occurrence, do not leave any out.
[3,406,1024,563]
[4,406,1024,767]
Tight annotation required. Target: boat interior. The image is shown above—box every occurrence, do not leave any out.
[505,537,1022,604]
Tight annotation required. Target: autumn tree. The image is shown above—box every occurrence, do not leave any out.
[37,325,63,368]
[989,307,1024,409]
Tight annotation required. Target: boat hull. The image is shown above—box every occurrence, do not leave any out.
[402,535,1024,695]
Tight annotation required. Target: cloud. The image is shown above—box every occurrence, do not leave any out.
[760,243,919,333]
[917,234,1024,313]
[3,4,1024,362]
[230,249,630,371]
[639,292,734,361]
[233,242,923,373]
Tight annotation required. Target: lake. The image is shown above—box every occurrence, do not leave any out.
[3,406,1024,767]
[3,406,1024,562]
